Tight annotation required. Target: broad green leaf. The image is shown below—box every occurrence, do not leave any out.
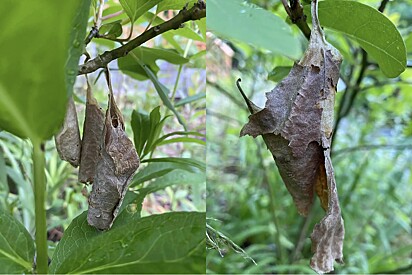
[0,0,82,141]
[99,20,123,39]
[67,0,92,95]
[119,0,162,23]
[131,161,200,187]
[0,210,35,274]
[157,0,197,12]
[207,0,301,59]
[307,1,406,78]
[118,47,189,80]
[267,66,292,82]
[126,169,205,211]
[143,157,206,172]
[50,211,205,274]
[131,110,150,156]
[175,92,206,107]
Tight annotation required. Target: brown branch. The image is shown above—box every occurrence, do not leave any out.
[281,0,311,40]
[78,1,206,75]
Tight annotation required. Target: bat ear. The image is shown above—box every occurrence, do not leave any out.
[236,78,262,114]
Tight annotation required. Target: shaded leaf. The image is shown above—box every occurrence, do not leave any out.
[306,0,407,78]
[240,1,344,273]
[131,110,150,157]
[207,0,300,59]
[99,20,123,39]
[50,211,205,274]
[0,209,34,274]
[0,0,82,141]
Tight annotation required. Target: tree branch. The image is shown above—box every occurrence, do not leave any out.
[281,0,311,40]
[78,1,206,75]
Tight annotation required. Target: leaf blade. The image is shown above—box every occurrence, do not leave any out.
[312,0,407,78]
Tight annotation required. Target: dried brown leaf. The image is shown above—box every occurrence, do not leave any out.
[78,81,105,183]
[87,92,140,230]
[54,97,81,167]
[240,0,344,273]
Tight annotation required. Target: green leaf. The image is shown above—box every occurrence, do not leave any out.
[157,137,206,146]
[131,161,201,187]
[119,0,162,23]
[0,0,83,141]
[126,169,205,212]
[175,92,206,107]
[131,110,150,156]
[143,157,206,172]
[207,0,301,59]
[99,20,123,39]
[118,47,189,80]
[134,58,187,129]
[267,66,292,82]
[307,1,407,78]
[157,0,197,12]
[0,209,35,274]
[67,0,92,95]
[50,211,205,274]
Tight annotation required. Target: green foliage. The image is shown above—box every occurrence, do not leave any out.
[99,21,123,39]
[119,0,162,23]
[207,0,301,59]
[267,66,292,82]
[157,0,198,12]
[309,0,406,77]
[118,47,189,80]
[67,0,92,95]
[50,211,205,274]
[206,0,412,273]
[0,0,81,141]
[0,209,34,274]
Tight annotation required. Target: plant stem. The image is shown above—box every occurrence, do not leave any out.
[33,141,48,274]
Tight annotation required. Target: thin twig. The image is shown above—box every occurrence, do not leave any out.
[78,1,206,75]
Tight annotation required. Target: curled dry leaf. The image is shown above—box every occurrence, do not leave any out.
[54,97,81,167]
[239,0,344,273]
[87,91,140,230]
[78,80,105,183]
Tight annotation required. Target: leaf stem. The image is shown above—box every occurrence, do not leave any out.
[32,140,48,274]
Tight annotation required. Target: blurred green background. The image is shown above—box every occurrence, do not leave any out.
[206,0,412,273]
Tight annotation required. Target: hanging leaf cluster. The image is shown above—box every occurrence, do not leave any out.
[239,0,344,273]
[55,75,140,230]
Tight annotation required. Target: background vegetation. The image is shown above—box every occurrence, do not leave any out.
[0,0,205,273]
[206,0,412,273]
